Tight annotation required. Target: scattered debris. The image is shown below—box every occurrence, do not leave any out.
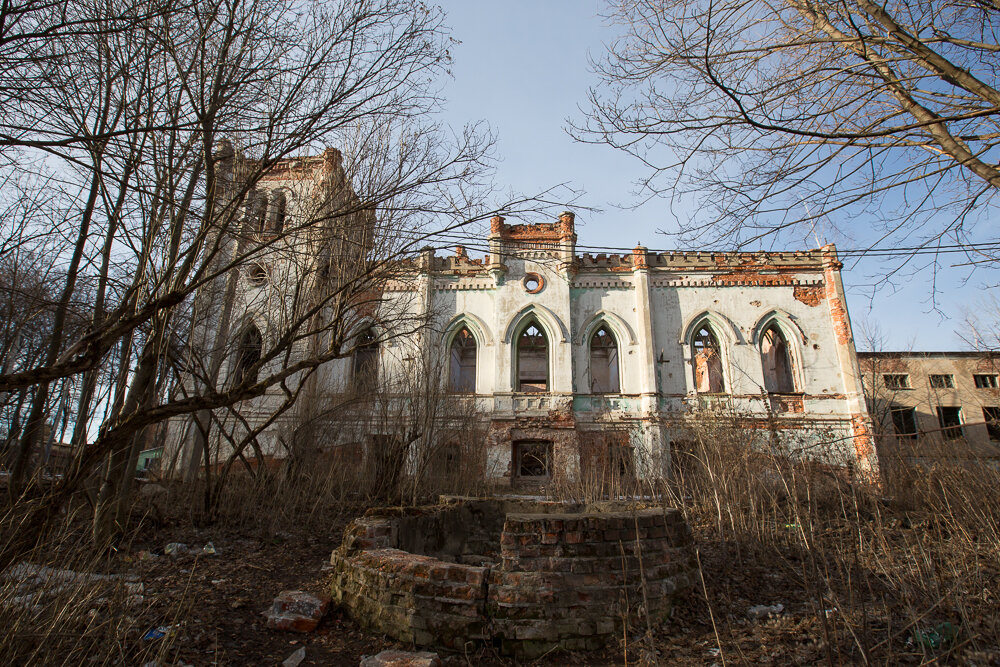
[201,542,218,556]
[359,650,442,667]
[164,543,189,558]
[265,590,329,632]
[747,603,784,620]
[142,626,171,641]
[911,622,958,649]
[282,646,307,667]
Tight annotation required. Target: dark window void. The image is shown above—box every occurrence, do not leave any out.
[517,323,548,392]
[883,374,910,390]
[929,374,955,389]
[248,191,268,233]
[269,191,287,234]
[352,328,379,390]
[760,325,795,393]
[983,407,1000,441]
[975,374,998,389]
[449,327,477,393]
[515,441,551,479]
[692,325,725,393]
[936,406,963,440]
[590,326,620,393]
[890,406,918,440]
[233,325,262,386]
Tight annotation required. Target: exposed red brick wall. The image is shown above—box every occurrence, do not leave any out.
[793,284,825,306]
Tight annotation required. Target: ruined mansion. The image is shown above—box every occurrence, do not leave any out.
[166,149,876,487]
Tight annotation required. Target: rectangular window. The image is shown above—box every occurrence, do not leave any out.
[889,407,918,440]
[983,407,1000,441]
[515,441,551,479]
[974,374,998,389]
[936,406,963,440]
[929,374,955,389]
[883,374,910,390]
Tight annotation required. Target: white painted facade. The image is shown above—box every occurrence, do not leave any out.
[168,154,876,486]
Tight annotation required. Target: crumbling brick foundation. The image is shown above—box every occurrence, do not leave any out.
[328,497,695,658]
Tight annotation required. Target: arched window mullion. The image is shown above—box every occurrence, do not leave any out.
[449,326,477,393]
[589,325,620,393]
[692,323,725,393]
[761,323,796,393]
[517,321,548,393]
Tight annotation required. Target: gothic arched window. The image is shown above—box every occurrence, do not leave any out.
[269,191,287,234]
[232,324,262,386]
[352,328,379,390]
[517,322,548,393]
[590,326,620,393]
[449,327,477,393]
[761,324,795,393]
[692,324,725,393]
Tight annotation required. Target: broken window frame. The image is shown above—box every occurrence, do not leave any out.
[691,323,725,394]
[929,374,955,389]
[882,374,910,390]
[448,326,477,393]
[983,407,1000,441]
[760,324,796,394]
[352,328,379,391]
[232,324,263,386]
[514,441,552,480]
[516,322,549,393]
[974,374,999,389]
[889,406,918,440]
[268,190,287,235]
[936,406,963,440]
[589,325,620,394]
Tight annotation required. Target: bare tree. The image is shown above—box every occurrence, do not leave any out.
[574,0,1000,267]
[0,0,567,558]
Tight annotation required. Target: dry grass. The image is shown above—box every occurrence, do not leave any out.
[662,413,1000,664]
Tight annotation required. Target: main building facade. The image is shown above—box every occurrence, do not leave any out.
[167,151,876,488]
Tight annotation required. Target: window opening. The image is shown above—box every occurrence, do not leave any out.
[760,324,795,393]
[448,327,477,393]
[352,328,379,390]
[974,374,998,389]
[590,326,620,393]
[248,263,268,286]
[248,192,268,233]
[515,441,551,479]
[883,374,910,390]
[692,324,725,393]
[517,322,548,392]
[269,191,287,234]
[983,407,1000,441]
[929,374,955,389]
[936,406,962,440]
[232,325,262,386]
[890,406,918,440]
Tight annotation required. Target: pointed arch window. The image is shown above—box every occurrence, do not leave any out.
[761,324,795,393]
[517,322,548,392]
[590,326,620,393]
[449,326,477,393]
[692,324,725,393]
[352,328,379,390]
[269,190,287,234]
[247,191,268,233]
[232,325,262,386]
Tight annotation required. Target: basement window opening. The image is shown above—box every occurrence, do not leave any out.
[515,441,551,480]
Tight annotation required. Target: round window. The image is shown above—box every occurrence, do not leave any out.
[523,273,544,294]
[248,263,268,286]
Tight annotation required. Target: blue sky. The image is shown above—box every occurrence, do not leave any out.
[434,0,998,351]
